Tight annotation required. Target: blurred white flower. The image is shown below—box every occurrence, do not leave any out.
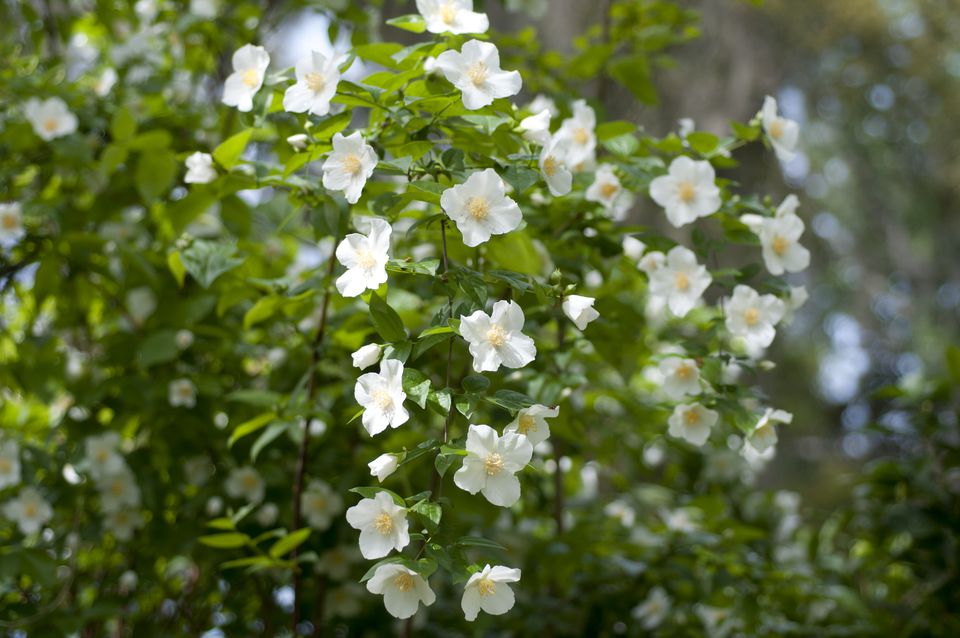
[105,508,143,541]
[222,44,270,112]
[368,453,399,482]
[168,378,197,408]
[442,169,522,247]
[125,287,156,326]
[175,329,194,350]
[647,246,711,318]
[255,503,279,527]
[760,95,800,162]
[436,40,521,110]
[562,295,599,330]
[301,480,342,530]
[658,357,702,400]
[622,236,646,261]
[3,487,53,535]
[25,97,78,141]
[667,403,718,446]
[746,408,793,454]
[98,467,141,512]
[519,109,551,145]
[632,586,671,630]
[586,164,634,220]
[94,68,118,97]
[0,440,22,489]
[556,100,596,169]
[740,195,810,275]
[417,0,489,34]
[725,285,786,351]
[0,203,25,244]
[184,152,217,184]
[84,432,126,480]
[225,466,265,504]
[538,135,572,197]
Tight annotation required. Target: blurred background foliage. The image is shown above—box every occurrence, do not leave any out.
[1,0,958,636]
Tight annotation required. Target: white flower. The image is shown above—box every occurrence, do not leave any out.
[222,44,270,112]
[0,440,21,489]
[175,329,194,350]
[562,295,599,330]
[435,40,521,111]
[667,403,718,446]
[3,487,53,534]
[659,357,701,400]
[283,50,341,116]
[423,56,439,74]
[586,164,634,221]
[322,132,378,204]
[519,109,551,145]
[184,152,217,184]
[345,491,410,559]
[355,358,409,436]
[287,133,309,150]
[604,500,636,526]
[760,95,800,162]
[119,569,139,595]
[125,287,156,326]
[747,408,792,454]
[441,168,522,247]
[417,0,489,34]
[84,432,126,480]
[368,453,399,482]
[255,503,280,527]
[352,344,383,370]
[461,564,521,621]
[366,564,435,619]
[678,117,696,138]
[94,68,118,97]
[335,218,391,297]
[528,94,558,116]
[538,135,572,197]
[183,456,213,486]
[105,508,143,541]
[459,300,536,373]
[724,285,786,351]
[647,246,712,318]
[190,0,219,17]
[638,250,665,275]
[648,156,722,227]
[225,466,265,504]
[740,195,810,276]
[556,100,596,169]
[25,97,78,141]
[454,424,532,507]
[503,404,559,447]
[168,378,197,408]
[661,507,699,533]
[97,468,141,512]
[633,586,671,630]
[622,236,646,261]
[301,480,343,531]
[0,203,25,244]
[206,496,224,516]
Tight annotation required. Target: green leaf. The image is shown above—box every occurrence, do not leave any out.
[227,389,283,407]
[269,528,311,558]
[198,533,250,549]
[485,389,536,412]
[434,453,457,478]
[402,367,432,409]
[947,346,960,384]
[110,107,137,142]
[135,150,177,203]
[687,131,719,155]
[167,251,186,286]
[312,111,353,141]
[244,296,284,331]
[349,486,406,506]
[138,330,179,368]
[456,535,507,551]
[386,13,426,33]
[501,166,539,195]
[596,121,637,141]
[213,129,253,169]
[228,412,277,447]
[411,500,442,530]
[369,292,407,342]
[359,556,406,583]
[251,421,291,461]
[485,231,541,275]
[180,240,245,288]
[609,54,657,105]
[601,133,640,157]
[462,375,490,393]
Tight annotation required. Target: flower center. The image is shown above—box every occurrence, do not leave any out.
[600,182,619,199]
[310,494,327,510]
[1,215,16,230]
[305,71,326,93]
[769,118,784,139]
[242,475,258,490]
[573,127,589,145]
[24,503,37,518]
[0,458,10,473]
[677,181,696,203]
[517,414,537,435]
[110,481,124,495]
[772,235,789,256]
[486,324,507,347]
[675,364,692,380]
[744,307,760,326]
[394,573,415,592]
[241,68,260,88]
[374,512,393,534]
[466,196,490,220]
[96,449,110,462]
[684,409,701,425]
[477,577,497,597]
[674,272,690,291]
[543,156,559,177]
[179,385,193,398]
[440,3,457,24]
[484,453,504,476]
[372,388,394,410]
[467,61,488,87]
[356,247,377,270]
[43,118,59,133]
[342,153,363,176]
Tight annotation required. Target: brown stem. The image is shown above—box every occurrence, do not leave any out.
[291,243,339,635]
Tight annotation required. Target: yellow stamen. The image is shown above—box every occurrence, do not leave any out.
[675,364,693,380]
[394,573,415,592]
[769,119,784,139]
[543,156,558,177]
[356,248,377,270]
[440,3,457,24]
[678,181,696,203]
[241,68,260,88]
[24,503,37,518]
[467,61,488,87]
[374,512,393,534]
[305,72,326,93]
[466,196,489,220]
[517,414,537,435]
[600,182,619,199]
[684,409,700,425]
[744,308,760,326]
[43,118,59,133]
[674,272,690,291]
[372,389,393,410]
[1,215,16,230]
[477,578,496,597]
[573,127,589,145]
[342,154,363,176]
[486,324,507,347]
[484,453,504,476]
[772,236,789,256]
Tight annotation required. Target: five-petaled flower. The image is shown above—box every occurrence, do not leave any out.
[3,487,53,535]
[168,378,197,408]
[335,218,392,297]
[556,99,596,170]
[184,152,217,184]
[435,40,521,110]
[538,135,572,197]
[416,0,489,34]
[503,404,559,447]
[454,424,533,507]
[659,357,702,400]
[461,564,522,621]
[649,156,721,227]
[459,300,536,373]
[667,403,719,446]
[724,285,786,352]
[746,408,793,454]
[586,164,634,221]
[25,97,78,141]
[441,168,523,247]
[760,95,800,162]
[222,44,270,112]
[302,480,343,530]
[365,564,435,619]
[355,358,409,436]
[646,246,712,318]
[225,466,265,504]
[740,195,811,276]
[0,203,26,244]
[346,491,410,559]
[322,131,378,204]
